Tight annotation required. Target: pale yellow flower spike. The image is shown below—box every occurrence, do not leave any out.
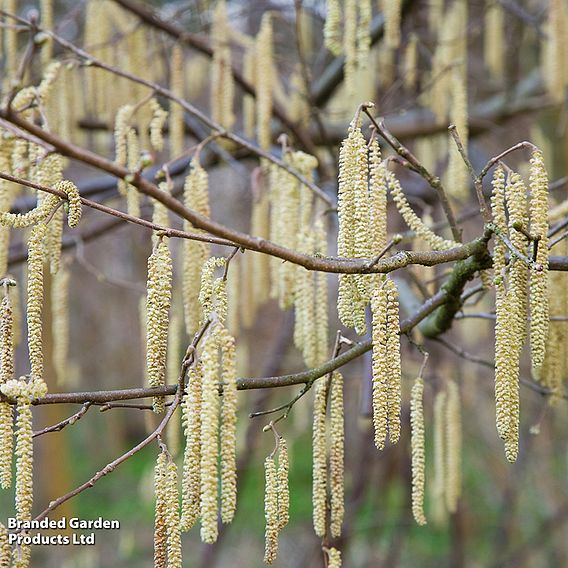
[0,522,10,566]
[385,278,402,445]
[126,128,141,218]
[263,455,279,564]
[145,239,173,413]
[170,45,185,158]
[312,378,328,537]
[166,313,182,456]
[343,0,357,101]
[1,294,14,384]
[337,112,370,333]
[211,1,235,131]
[369,138,387,257]
[277,437,290,531]
[56,180,82,228]
[52,265,70,386]
[387,168,458,250]
[385,0,402,49]
[114,105,134,178]
[447,68,469,201]
[404,34,419,91]
[528,150,550,370]
[324,0,342,56]
[154,452,168,568]
[410,377,427,525]
[181,365,202,532]
[327,547,342,568]
[330,371,344,538]
[484,1,504,80]
[27,223,47,383]
[219,325,238,524]
[15,401,33,521]
[357,0,372,70]
[199,331,220,544]
[432,390,447,524]
[0,401,12,489]
[256,14,273,151]
[445,381,462,514]
[182,161,210,335]
[371,282,389,450]
[149,98,168,153]
[165,460,183,568]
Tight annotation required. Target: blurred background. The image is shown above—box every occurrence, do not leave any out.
[1,0,568,566]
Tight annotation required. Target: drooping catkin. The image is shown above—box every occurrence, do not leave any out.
[385,0,402,49]
[324,0,342,55]
[1,294,14,384]
[164,460,182,568]
[154,451,168,568]
[404,34,419,91]
[385,278,402,445]
[182,161,210,335]
[15,401,33,521]
[357,0,372,70]
[198,257,227,324]
[369,139,388,257]
[0,401,12,490]
[343,0,357,101]
[146,238,173,413]
[219,325,238,524]
[445,381,461,514]
[410,377,427,525]
[211,1,235,131]
[27,223,47,383]
[528,150,550,370]
[199,331,220,544]
[263,455,278,564]
[544,0,567,103]
[181,365,202,532]
[387,168,458,250]
[329,371,344,538]
[256,14,273,151]
[277,438,289,531]
[484,1,504,79]
[447,68,469,201]
[432,390,446,523]
[125,128,141,218]
[337,113,370,334]
[371,281,389,450]
[312,377,328,537]
[0,522,10,566]
[52,265,70,385]
[170,45,185,157]
[149,98,168,153]
[327,548,342,568]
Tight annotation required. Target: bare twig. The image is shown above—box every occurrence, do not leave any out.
[32,403,92,438]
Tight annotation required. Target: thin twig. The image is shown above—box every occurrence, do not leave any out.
[32,403,92,438]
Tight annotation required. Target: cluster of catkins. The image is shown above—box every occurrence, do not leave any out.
[490,151,550,462]
[0,135,82,567]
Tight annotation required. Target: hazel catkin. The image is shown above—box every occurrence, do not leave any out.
[410,377,427,525]
[329,371,344,538]
[312,377,328,537]
[263,455,278,564]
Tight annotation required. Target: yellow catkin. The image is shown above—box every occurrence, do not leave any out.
[56,180,82,228]
[277,438,289,531]
[149,98,168,153]
[337,113,370,333]
[182,161,210,335]
[385,0,402,49]
[410,377,427,525]
[200,331,220,544]
[154,452,167,568]
[528,150,550,370]
[387,168,458,250]
[544,0,567,103]
[0,400,12,490]
[0,522,10,566]
[446,68,469,201]
[243,48,256,137]
[170,45,185,158]
[219,326,238,524]
[4,0,18,79]
[27,223,47,383]
[445,381,461,514]
[165,461,182,568]
[0,194,58,229]
[327,548,342,568]
[181,365,202,531]
[1,294,14,383]
[329,371,344,538]
[211,1,235,131]
[256,15,273,151]
[125,128,141,218]
[264,455,278,564]
[152,182,171,245]
[324,0,342,55]
[15,401,33,521]
[312,377,328,537]
[52,265,70,385]
[432,390,447,523]
[404,34,419,91]
[371,282,389,450]
[484,1,504,79]
[369,139,388,256]
[357,0,371,70]
[250,166,271,305]
[146,239,173,413]
[385,278,402,445]
[166,313,181,456]
[198,257,227,323]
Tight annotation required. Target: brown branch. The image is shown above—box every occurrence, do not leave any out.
[32,402,92,438]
